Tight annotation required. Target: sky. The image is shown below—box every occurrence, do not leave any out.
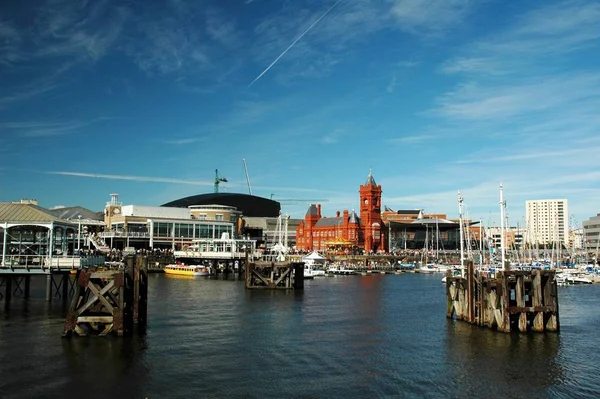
[1,0,599,228]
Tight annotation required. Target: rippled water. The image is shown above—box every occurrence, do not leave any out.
[1,273,599,398]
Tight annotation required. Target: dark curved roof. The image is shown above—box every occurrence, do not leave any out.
[162,193,281,217]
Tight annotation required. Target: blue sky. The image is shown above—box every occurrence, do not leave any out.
[1,0,599,228]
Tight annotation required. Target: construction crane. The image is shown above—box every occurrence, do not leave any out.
[214,169,227,193]
[242,158,252,195]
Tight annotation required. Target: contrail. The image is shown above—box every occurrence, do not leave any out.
[248,0,343,87]
[41,170,329,193]
[46,171,214,186]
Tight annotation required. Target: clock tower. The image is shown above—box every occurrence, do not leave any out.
[359,170,383,253]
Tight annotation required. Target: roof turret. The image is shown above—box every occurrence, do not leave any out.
[349,209,359,224]
[365,170,376,186]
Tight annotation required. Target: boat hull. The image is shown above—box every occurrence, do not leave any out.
[164,264,211,277]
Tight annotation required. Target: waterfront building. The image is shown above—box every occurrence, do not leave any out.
[295,171,384,253]
[582,213,600,253]
[101,194,241,250]
[383,209,485,252]
[163,192,280,217]
[0,202,102,267]
[525,199,568,247]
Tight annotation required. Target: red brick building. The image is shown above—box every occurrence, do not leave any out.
[295,171,385,253]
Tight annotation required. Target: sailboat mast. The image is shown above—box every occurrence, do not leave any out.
[458,191,465,276]
[479,217,483,270]
[500,183,506,271]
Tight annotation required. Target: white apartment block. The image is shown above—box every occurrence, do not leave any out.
[525,199,568,246]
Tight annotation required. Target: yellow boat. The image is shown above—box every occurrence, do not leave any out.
[164,263,211,277]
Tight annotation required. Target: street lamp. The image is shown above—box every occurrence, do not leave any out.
[77,215,82,253]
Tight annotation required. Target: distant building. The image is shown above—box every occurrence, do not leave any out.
[295,171,384,253]
[487,227,526,250]
[569,227,584,250]
[582,213,600,251]
[382,208,485,251]
[102,193,241,250]
[525,199,568,246]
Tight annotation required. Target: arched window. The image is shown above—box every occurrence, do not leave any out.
[372,222,380,238]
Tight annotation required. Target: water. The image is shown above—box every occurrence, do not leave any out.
[1,273,599,398]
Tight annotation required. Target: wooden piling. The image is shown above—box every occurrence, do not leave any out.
[63,255,148,337]
[245,261,303,290]
[5,277,11,305]
[24,276,30,298]
[446,261,559,333]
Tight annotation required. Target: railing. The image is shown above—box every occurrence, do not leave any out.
[1,255,105,272]
[174,250,255,260]
[100,232,150,238]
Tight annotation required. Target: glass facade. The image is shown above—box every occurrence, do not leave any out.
[151,221,235,240]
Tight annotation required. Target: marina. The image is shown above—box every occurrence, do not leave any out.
[1,272,599,398]
[2,0,599,396]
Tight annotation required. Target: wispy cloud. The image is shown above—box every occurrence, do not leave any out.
[389,134,437,144]
[163,137,206,145]
[433,73,600,120]
[0,21,23,66]
[386,59,419,93]
[34,1,128,61]
[129,19,210,76]
[126,1,245,81]
[389,0,475,35]
[321,129,346,144]
[456,146,600,164]
[205,8,241,49]
[440,0,600,76]
[0,1,129,106]
[1,120,92,137]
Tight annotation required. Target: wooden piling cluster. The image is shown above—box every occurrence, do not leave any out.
[446,261,559,332]
[1,275,32,304]
[245,262,304,290]
[62,255,148,337]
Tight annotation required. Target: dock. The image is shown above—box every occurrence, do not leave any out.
[245,262,304,290]
[62,255,148,337]
[446,261,559,333]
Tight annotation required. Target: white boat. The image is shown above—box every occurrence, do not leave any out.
[565,274,593,285]
[301,251,327,279]
[556,271,592,285]
[174,233,257,261]
[416,263,437,274]
[326,265,355,275]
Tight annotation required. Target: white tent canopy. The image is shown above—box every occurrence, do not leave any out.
[302,250,326,261]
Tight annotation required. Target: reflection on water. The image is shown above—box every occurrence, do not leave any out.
[0,274,599,398]
[445,319,563,398]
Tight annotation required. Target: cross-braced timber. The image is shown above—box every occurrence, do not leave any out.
[446,261,559,333]
[245,262,304,290]
[63,255,148,337]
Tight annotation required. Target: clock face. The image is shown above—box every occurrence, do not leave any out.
[364,199,369,205]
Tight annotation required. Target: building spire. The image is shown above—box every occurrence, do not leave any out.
[365,169,376,186]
